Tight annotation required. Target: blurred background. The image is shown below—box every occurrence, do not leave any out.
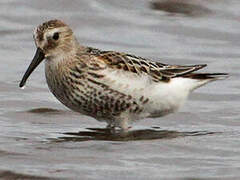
[0,0,240,179]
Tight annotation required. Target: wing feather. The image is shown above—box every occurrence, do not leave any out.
[86,47,207,82]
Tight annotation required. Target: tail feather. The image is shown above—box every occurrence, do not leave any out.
[181,73,229,91]
[183,73,229,80]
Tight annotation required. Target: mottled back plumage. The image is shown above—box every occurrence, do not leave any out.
[85,47,208,82]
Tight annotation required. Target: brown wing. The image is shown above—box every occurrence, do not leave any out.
[86,47,207,82]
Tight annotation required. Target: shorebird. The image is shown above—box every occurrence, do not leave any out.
[19,19,227,132]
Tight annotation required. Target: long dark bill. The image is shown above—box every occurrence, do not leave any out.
[19,48,45,88]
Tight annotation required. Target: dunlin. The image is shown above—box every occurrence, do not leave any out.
[19,19,227,132]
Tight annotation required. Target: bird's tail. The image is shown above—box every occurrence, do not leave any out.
[182,73,229,91]
[183,73,229,80]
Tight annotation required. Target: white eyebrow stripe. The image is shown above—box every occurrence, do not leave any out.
[45,27,66,38]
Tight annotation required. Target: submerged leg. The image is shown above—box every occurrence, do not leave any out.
[106,123,114,129]
[118,118,130,133]
[107,118,130,134]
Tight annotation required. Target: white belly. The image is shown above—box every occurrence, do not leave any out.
[99,69,194,119]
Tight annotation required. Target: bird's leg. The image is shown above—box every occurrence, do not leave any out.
[106,121,118,134]
[119,118,130,133]
[106,123,114,129]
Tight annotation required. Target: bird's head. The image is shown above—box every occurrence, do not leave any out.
[19,19,77,88]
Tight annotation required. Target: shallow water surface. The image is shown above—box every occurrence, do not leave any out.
[0,0,240,179]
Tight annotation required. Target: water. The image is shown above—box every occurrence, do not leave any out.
[0,0,240,179]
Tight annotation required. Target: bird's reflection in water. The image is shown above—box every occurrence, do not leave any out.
[28,108,218,142]
[51,127,217,142]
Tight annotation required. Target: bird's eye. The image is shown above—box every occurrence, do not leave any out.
[52,32,59,40]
